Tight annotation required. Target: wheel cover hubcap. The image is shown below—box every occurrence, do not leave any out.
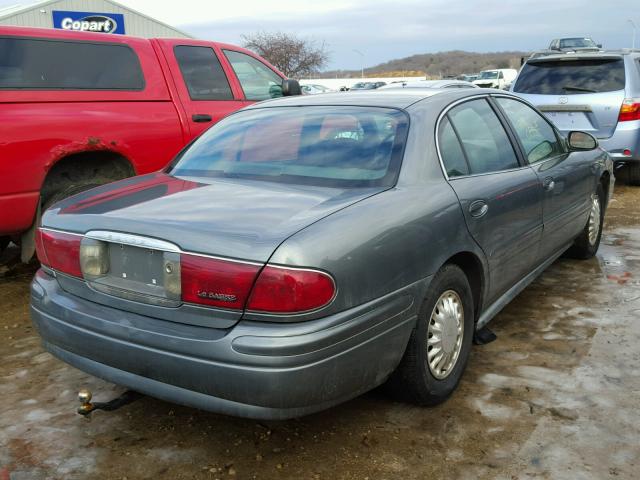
[588,194,601,245]
[427,290,464,379]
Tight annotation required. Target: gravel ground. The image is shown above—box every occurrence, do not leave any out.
[1,184,639,480]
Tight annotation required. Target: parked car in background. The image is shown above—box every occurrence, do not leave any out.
[458,74,479,82]
[301,84,334,95]
[473,69,518,90]
[549,37,601,52]
[512,50,640,184]
[31,89,612,420]
[0,26,300,261]
[350,81,387,90]
[379,79,478,90]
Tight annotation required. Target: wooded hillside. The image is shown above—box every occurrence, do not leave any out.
[322,50,526,78]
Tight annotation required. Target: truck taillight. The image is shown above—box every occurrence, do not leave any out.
[619,98,640,122]
[246,266,336,314]
[36,228,82,277]
[180,254,260,309]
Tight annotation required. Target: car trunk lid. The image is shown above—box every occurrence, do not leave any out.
[42,172,384,314]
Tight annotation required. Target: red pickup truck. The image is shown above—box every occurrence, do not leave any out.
[0,26,299,260]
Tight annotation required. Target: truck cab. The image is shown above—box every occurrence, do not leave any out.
[472,69,518,90]
[0,26,300,260]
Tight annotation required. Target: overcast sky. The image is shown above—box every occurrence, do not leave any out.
[2,0,638,70]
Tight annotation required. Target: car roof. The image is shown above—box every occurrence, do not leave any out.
[245,88,503,110]
[527,49,640,62]
[379,80,477,90]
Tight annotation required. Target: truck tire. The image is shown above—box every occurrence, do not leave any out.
[21,182,99,263]
[627,164,640,186]
[566,184,604,259]
[0,237,9,256]
[385,264,474,406]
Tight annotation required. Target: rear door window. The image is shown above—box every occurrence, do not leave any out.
[438,116,469,177]
[0,37,144,90]
[446,99,520,175]
[513,58,625,94]
[223,50,283,101]
[174,45,233,100]
[495,98,564,163]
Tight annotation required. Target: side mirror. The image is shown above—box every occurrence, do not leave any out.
[568,131,598,151]
[282,79,302,96]
[597,43,602,48]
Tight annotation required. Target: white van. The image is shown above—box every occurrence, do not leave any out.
[473,69,518,90]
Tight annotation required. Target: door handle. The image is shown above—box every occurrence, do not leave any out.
[469,200,489,218]
[543,177,555,191]
[192,114,213,123]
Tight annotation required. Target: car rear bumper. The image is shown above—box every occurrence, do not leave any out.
[30,269,419,419]
[598,120,640,166]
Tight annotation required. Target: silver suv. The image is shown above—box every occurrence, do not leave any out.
[512,50,640,184]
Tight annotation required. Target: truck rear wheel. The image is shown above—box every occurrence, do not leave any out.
[0,237,9,257]
[21,182,100,263]
[23,152,134,262]
[626,164,640,186]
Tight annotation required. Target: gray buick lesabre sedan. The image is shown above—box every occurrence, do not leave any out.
[31,89,614,419]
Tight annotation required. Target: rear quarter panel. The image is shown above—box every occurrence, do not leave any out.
[265,183,480,320]
[255,94,488,323]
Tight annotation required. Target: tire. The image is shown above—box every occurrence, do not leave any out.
[627,164,640,186]
[566,184,604,259]
[385,264,474,406]
[20,182,100,263]
[42,183,100,211]
[0,237,9,256]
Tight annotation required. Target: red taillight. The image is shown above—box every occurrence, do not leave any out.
[37,228,82,277]
[246,266,335,314]
[619,98,640,122]
[181,254,260,309]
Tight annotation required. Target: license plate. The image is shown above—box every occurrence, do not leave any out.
[109,243,165,287]
[85,243,181,306]
[543,111,592,131]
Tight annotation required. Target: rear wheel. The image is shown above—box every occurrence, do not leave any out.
[626,164,640,186]
[566,184,604,259]
[385,264,474,405]
[0,237,9,256]
[21,182,100,262]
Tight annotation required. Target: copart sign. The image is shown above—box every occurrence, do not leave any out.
[52,10,125,34]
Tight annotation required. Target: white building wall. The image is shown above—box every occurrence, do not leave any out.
[0,0,191,38]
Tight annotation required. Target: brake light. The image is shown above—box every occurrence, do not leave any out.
[37,228,82,277]
[247,266,335,313]
[181,254,260,309]
[619,98,640,122]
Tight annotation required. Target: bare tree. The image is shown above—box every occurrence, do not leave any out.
[241,31,329,78]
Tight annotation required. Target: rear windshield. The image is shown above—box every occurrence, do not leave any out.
[560,38,597,49]
[479,71,498,79]
[0,37,144,90]
[170,106,409,188]
[513,58,625,95]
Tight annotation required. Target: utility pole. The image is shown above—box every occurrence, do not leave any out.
[629,19,637,49]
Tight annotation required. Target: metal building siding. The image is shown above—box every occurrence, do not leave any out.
[0,0,191,38]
